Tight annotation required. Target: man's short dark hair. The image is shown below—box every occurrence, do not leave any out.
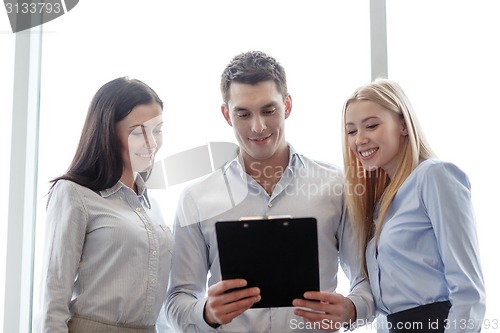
[220,51,288,104]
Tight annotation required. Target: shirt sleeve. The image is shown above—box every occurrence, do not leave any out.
[337,195,376,326]
[35,181,88,333]
[165,190,218,333]
[420,162,486,333]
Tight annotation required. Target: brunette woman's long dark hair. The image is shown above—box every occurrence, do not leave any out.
[51,77,163,192]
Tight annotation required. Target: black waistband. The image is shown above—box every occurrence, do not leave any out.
[386,301,451,333]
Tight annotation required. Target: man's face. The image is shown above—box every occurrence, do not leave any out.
[222,80,292,168]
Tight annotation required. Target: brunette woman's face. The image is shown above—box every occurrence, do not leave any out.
[116,102,163,177]
[345,100,407,179]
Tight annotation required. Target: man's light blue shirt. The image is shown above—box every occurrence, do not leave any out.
[166,145,375,333]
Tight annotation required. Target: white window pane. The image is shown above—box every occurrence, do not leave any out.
[0,16,15,330]
[33,0,371,330]
[387,1,500,329]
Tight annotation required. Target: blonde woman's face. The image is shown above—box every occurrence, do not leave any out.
[345,100,407,179]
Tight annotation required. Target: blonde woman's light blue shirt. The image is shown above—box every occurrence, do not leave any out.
[366,159,485,332]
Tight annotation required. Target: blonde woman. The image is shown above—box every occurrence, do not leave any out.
[342,79,485,332]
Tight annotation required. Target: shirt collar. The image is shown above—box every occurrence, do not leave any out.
[99,176,151,208]
[223,143,306,174]
[99,182,123,197]
[288,144,306,169]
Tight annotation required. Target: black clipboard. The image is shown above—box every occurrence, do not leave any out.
[215,217,319,308]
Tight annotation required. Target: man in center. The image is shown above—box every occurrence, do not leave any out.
[166,50,374,332]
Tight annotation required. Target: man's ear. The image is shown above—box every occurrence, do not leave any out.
[284,95,292,119]
[221,104,232,126]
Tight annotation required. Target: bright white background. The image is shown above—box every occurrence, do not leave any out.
[1,1,499,331]
[0,15,14,333]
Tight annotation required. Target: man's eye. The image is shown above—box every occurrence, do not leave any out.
[236,113,249,118]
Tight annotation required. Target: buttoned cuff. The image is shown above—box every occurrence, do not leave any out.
[345,295,371,330]
[193,298,221,332]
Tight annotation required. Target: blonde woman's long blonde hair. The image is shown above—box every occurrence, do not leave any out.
[341,79,435,276]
